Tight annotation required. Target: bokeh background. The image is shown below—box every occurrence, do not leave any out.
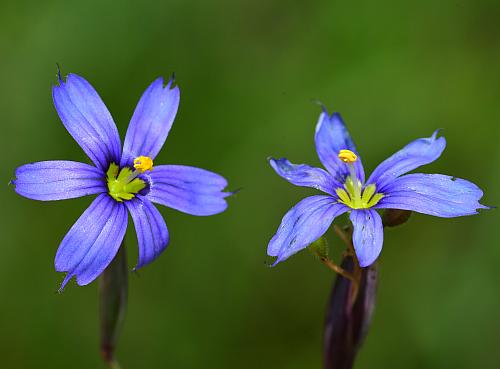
[1,0,499,368]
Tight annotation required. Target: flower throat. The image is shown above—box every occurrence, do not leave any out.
[106,156,153,202]
[335,150,384,209]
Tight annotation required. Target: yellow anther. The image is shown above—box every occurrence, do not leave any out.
[133,156,154,173]
[338,149,357,164]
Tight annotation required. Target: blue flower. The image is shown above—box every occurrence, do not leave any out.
[268,109,488,267]
[13,73,230,289]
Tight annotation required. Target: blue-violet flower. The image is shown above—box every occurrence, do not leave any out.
[268,109,488,267]
[13,73,230,289]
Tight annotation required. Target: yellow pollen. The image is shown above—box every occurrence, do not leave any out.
[133,156,154,173]
[338,149,357,164]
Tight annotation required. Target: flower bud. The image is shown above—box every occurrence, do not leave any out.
[308,236,329,259]
[382,209,412,227]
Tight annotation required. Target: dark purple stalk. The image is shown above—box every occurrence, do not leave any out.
[323,255,378,369]
[99,244,128,368]
[323,209,411,369]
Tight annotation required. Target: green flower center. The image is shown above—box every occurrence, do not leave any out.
[335,176,384,209]
[106,163,147,202]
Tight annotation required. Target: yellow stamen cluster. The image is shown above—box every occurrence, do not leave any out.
[133,156,154,173]
[338,149,357,163]
[107,163,147,202]
[334,149,384,209]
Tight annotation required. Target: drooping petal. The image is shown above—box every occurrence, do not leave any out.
[146,165,229,216]
[268,196,348,264]
[52,74,121,171]
[374,173,488,218]
[120,77,180,167]
[13,161,106,201]
[350,209,384,267]
[55,194,128,289]
[269,157,340,195]
[366,130,446,191]
[314,110,365,183]
[124,196,169,269]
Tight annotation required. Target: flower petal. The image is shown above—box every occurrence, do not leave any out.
[55,194,128,289]
[350,209,384,267]
[366,130,446,191]
[269,157,340,195]
[314,110,365,183]
[146,165,229,216]
[120,77,180,167]
[268,195,348,264]
[124,196,169,269]
[53,74,121,171]
[374,173,488,217]
[13,161,106,201]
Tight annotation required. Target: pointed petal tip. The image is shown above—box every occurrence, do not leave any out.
[132,262,146,271]
[54,71,77,86]
[270,246,296,266]
[59,269,93,288]
[159,73,179,91]
[479,204,496,211]
[310,99,328,113]
[56,63,63,84]
[131,254,162,271]
[431,128,444,139]
[169,72,176,85]
[265,256,282,268]
[58,273,73,292]
[227,187,243,196]
[314,103,342,122]
[58,270,96,292]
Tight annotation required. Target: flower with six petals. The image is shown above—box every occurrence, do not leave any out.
[268,108,487,267]
[13,73,230,289]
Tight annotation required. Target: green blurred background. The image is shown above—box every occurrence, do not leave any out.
[1,0,499,368]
